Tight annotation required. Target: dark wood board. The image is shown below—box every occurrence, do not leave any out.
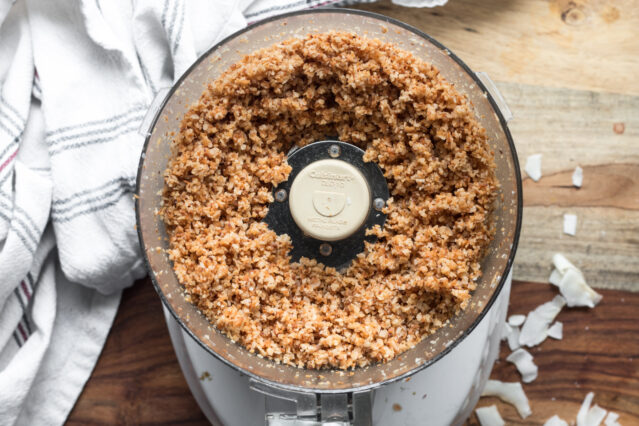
[66,278,639,425]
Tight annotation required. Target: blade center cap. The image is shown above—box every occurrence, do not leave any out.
[289,159,371,242]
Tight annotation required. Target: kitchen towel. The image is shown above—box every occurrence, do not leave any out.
[0,0,445,424]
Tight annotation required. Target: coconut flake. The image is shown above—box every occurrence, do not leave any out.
[577,392,595,426]
[475,405,505,426]
[545,415,569,426]
[553,253,578,274]
[587,404,609,426]
[508,314,526,327]
[604,412,620,426]
[519,295,566,347]
[551,253,603,308]
[501,322,521,350]
[506,348,538,383]
[547,322,563,340]
[573,166,583,188]
[507,326,521,351]
[563,214,577,236]
[559,268,603,308]
[525,154,542,181]
[549,269,563,286]
[481,380,532,419]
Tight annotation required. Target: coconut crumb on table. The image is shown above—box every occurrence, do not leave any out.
[161,32,498,370]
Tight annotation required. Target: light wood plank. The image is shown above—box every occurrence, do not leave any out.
[354,0,639,95]
[497,81,639,175]
[522,164,639,210]
[494,82,639,290]
[514,206,639,290]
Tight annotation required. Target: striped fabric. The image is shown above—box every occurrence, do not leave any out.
[245,0,345,22]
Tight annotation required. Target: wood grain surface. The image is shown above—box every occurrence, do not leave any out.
[354,0,639,95]
[468,281,639,425]
[66,278,639,425]
[354,1,639,290]
[498,82,639,290]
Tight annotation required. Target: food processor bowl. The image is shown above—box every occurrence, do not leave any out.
[136,9,522,425]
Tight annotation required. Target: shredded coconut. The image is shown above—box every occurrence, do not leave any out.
[506,348,538,383]
[553,253,578,274]
[549,268,563,286]
[501,322,521,351]
[508,314,526,327]
[508,328,521,350]
[475,405,505,426]
[558,269,603,308]
[482,380,532,419]
[577,392,595,426]
[519,295,566,347]
[604,411,621,426]
[547,321,563,340]
[545,415,569,426]
[563,214,577,236]
[587,405,609,426]
[525,154,542,181]
[550,254,602,308]
[573,166,583,188]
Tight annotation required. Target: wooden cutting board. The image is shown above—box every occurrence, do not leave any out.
[67,0,638,424]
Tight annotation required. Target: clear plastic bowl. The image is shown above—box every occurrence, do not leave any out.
[135,9,522,395]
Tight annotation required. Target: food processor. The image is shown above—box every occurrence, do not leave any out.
[135,9,522,426]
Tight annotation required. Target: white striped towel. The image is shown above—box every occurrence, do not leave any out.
[0,0,446,424]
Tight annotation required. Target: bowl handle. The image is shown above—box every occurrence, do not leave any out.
[250,379,373,425]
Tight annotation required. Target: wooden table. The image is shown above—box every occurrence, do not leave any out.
[68,0,639,424]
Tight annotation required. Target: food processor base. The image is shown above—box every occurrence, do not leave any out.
[164,272,511,426]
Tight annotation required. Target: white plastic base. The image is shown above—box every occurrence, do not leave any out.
[164,272,512,426]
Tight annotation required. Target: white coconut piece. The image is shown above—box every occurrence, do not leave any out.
[482,380,532,419]
[563,214,578,236]
[506,348,538,383]
[587,404,609,426]
[508,314,526,327]
[507,325,521,351]
[604,411,620,426]
[544,415,569,426]
[549,268,563,286]
[552,253,579,275]
[551,253,603,308]
[559,268,603,308]
[577,392,595,426]
[525,154,543,182]
[547,322,563,340]
[535,295,566,321]
[475,405,505,426]
[501,322,521,350]
[573,166,584,188]
[519,295,566,347]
